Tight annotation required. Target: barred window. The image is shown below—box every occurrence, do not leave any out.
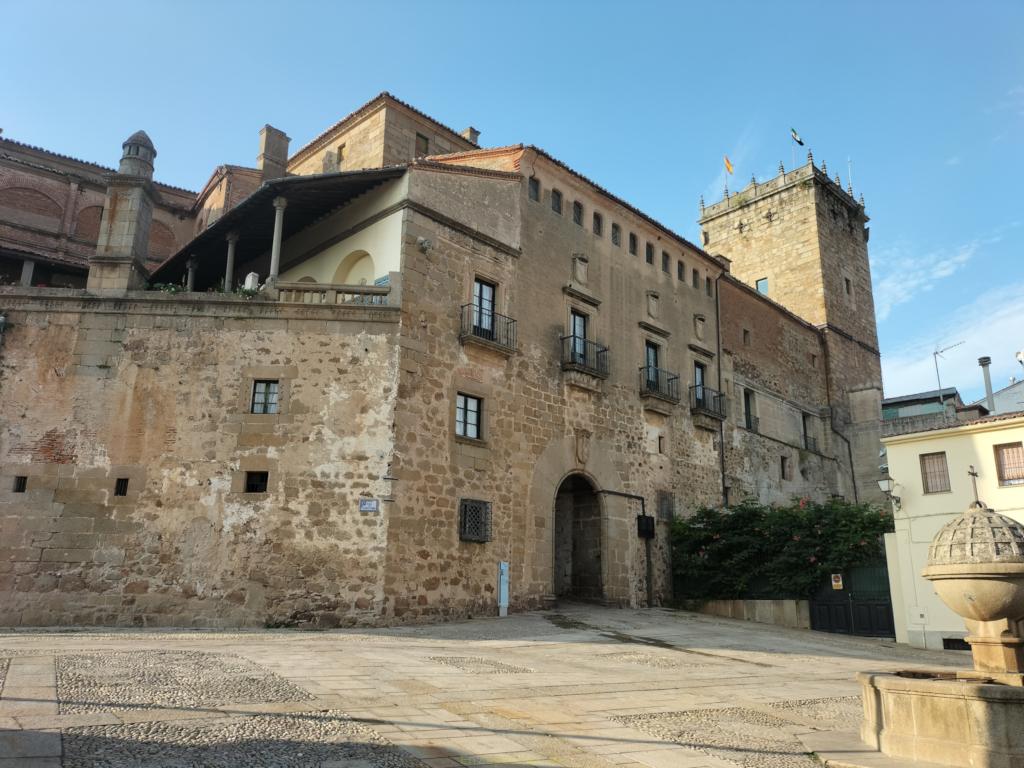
[251,380,279,414]
[456,393,482,440]
[528,176,540,202]
[573,200,584,226]
[611,223,621,246]
[920,452,951,494]
[13,476,27,493]
[114,478,129,497]
[459,498,492,542]
[628,232,638,255]
[995,442,1024,486]
[551,188,563,214]
[645,242,654,265]
[592,211,603,236]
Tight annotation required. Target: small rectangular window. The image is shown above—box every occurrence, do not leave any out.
[743,328,751,346]
[706,277,713,297]
[628,232,638,255]
[415,133,430,157]
[611,223,621,246]
[251,380,280,414]
[661,251,670,273]
[995,442,1024,486]
[645,242,654,265]
[337,143,346,163]
[592,212,603,236]
[811,353,818,368]
[845,277,852,295]
[692,268,700,289]
[551,189,563,214]
[573,201,584,226]
[920,452,951,494]
[756,277,769,295]
[781,456,793,481]
[13,476,27,493]
[114,478,129,497]
[528,176,540,202]
[244,471,269,493]
[677,261,684,281]
[456,393,483,440]
[459,498,492,542]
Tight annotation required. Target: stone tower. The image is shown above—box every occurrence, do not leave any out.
[88,130,157,291]
[699,156,884,503]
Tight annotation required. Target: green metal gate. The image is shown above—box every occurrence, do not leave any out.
[809,564,895,637]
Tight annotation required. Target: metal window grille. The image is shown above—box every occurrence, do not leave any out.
[629,233,637,255]
[645,243,654,264]
[995,442,1024,486]
[459,498,492,542]
[251,380,280,414]
[573,201,584,226]
[13,476,27,493]
[661,252,670,272]
[456,394,482,440]
[611,223,621,246]
[677,261,684,281]
[114,478,129,497]
[592,212,603,236]
[245,471,269,493]
[920,452,951,494]
[551,189,562,214]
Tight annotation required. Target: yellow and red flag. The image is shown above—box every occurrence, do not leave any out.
[724,155,734,175]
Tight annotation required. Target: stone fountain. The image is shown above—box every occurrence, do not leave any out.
[859,499,1024,767]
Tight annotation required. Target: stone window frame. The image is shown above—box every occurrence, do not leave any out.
[645,242,654,265]
[465,267,505,315]
[238,366,295,419]
[250,380,280,415]
[572,200,584,227]
[628,232,638,256]
[528,176,540,202]
[611,223,621,247]
[452,375,493,448]
[592,211,603,237]
[551,188,563,215]
[566,300,599,344]
[661,251,670,273]
[230,455,279,496]
[415,133,430,157]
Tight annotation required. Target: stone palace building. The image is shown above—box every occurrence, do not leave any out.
[0,93,883,627]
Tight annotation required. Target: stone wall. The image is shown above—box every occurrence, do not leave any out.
[0,290,400,627]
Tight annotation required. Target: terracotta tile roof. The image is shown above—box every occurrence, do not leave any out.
[884,409,1024,439]
[0,136,197,196]
[288,92,478,168]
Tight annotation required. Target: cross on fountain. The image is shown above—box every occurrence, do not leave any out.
[968,464,981,505]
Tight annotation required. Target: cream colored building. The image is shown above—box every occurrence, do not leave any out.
[883,412,1024,649]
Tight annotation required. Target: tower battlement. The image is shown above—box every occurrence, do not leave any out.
[699,155,866,225]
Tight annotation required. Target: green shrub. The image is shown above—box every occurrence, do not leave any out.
[671,498,894,600]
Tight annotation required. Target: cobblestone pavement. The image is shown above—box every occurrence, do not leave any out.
[0,605,965,767]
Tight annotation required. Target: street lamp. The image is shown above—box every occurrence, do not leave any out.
[877,474,901,511]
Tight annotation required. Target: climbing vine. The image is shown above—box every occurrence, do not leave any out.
[671,498,894,600]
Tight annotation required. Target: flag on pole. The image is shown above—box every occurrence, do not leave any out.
[723,155,734,175]
[790,128,804,146]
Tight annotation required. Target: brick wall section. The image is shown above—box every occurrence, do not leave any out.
[0,291,400,627]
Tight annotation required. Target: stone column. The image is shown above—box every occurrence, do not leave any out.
[225,231,239,291]
[268,196,287,285]
[186,255,197,292]
[19,260,35,287]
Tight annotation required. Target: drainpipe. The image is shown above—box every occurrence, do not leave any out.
[979,356,996,413]
[597,489,653,608]
[715,273,727,506]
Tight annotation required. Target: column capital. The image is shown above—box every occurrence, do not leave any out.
[226,230,240,244]
[272,196,288,211]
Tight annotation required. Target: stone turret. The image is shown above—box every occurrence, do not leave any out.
[87,131,158,292]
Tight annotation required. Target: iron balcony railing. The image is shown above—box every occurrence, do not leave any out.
[690,385,726,419]
[459,304,517,352]
[804,434,819,452]
[639,366,680,402]
[560,335,610,378]
[745,414,760,433]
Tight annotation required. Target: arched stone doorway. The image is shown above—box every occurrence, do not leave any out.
[553,474,603,601]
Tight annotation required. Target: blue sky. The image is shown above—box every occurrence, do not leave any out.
[5,1,1022,403]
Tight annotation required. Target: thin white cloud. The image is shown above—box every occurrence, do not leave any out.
[882,281,1024,400]
[945,155,961,166]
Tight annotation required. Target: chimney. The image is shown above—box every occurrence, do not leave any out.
[460,126,480,145]
[257,125,290,181]
[979,356,996,413]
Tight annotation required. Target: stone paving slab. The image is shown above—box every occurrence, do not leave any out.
[0,606,967,768]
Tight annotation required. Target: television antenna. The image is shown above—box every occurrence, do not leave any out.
[934,341,965,421]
